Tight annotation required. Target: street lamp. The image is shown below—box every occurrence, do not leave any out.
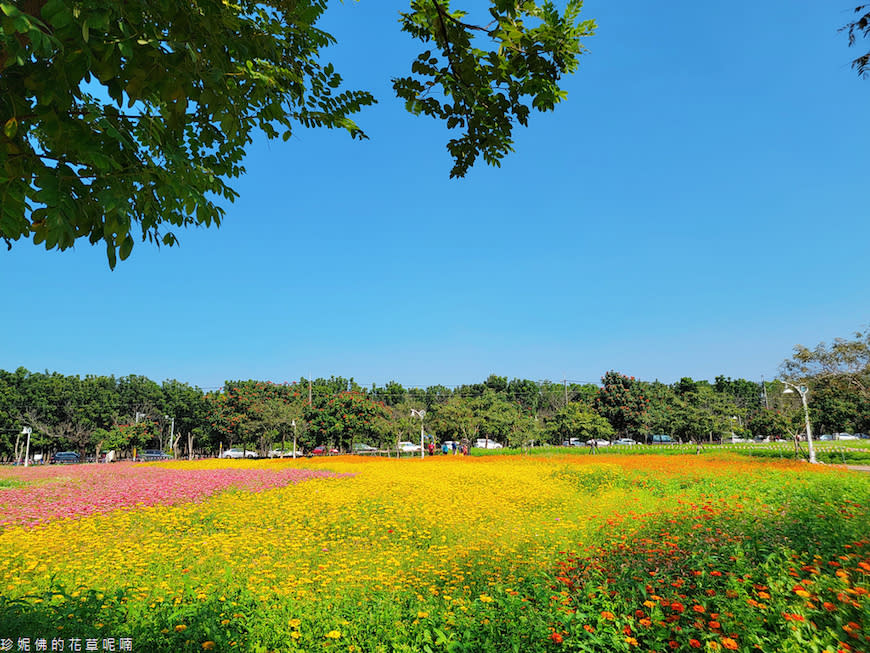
[21,427,32,467]
[291,419,298,459]
[782,381,817,464]
[164,414,175,454]
[411,409,426,459]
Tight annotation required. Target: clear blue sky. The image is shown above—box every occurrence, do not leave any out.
[1,1,867,390]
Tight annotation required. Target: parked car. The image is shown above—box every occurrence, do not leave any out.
[352,443,378,454]
[141,449,172,461]
[614,438,637,446]
[649,434,675,444]
[311,445,339,455]
[473,439,503,449]
[585,439,611,447]
[835,433,859,440]
[221,448,257,459]
[268,448,304,458]
[561,438,583,447]
[398,441,421,453]
[50,451,81,464]
[818,434,834,441]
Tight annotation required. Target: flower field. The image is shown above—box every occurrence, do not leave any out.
[0,454,867,652]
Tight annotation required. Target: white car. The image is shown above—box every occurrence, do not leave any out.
[835,433,859,440]
[398,441,421,453]
[585,439,611,447]
[268,448,304,458]
[221,448,257,459]
[614,438,637,446]
[473,439,503,449]
[561,438,583,447]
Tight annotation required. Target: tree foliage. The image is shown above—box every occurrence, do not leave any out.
[841,4,870,78]
[0,0,593,266]
[594,371,648,436]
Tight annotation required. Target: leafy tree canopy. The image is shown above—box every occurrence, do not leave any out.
[842,4,870,77]
[0,0,594,266]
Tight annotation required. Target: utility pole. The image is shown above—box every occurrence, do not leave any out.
[761,375,769,409]
[308,375,312,405]
[563,376,568,408]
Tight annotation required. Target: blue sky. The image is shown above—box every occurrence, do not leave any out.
[1,1,867,390]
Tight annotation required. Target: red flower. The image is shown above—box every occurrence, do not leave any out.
[689,640,702,649]
[549,632,563,644]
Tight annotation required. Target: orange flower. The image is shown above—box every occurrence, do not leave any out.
[624,637,638,646]
[549,632,563,644]
[600,611,615,620]
[671,602,685,613]
[692,605,705,614]
[583,625,595,633]
[722,637,738,650]
[709,621,721,629]
[689,640,702,649]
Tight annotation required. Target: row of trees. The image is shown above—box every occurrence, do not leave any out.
[1,328,867,461]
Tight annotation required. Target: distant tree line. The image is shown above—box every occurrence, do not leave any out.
[1,329,867,460]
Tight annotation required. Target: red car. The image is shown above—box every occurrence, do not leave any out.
[311,446,339,455]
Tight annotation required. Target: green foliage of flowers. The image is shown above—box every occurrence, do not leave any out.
[0,455,867,651]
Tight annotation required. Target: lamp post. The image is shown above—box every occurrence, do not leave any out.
[164,414,175,454]
[291,419,298,459]
[783,381,816,464]
[21,427,32,467]
[411,409,426,459]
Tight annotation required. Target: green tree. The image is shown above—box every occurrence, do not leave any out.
[1,0,593,265]
[305,391,389,452]
[161,379,208,458]
[545,402,614,444]
[780,328,870,404]
[595,371,648,437]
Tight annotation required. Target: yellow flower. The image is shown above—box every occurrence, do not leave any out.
[291,632,301,640]
[202,643,216,651]
[325,630,341,639]
[289,618,302,628]
[175,625,187,632]
[479,594,494,603]
[417,611,429,619]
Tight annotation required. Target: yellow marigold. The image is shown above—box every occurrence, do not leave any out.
[326,630,341,639]
[175,625,187,632]
[201,643,215,651]
[289,618,302,628]
[479,594,494,603]
[291,632,301,640]
[417,611,429,619]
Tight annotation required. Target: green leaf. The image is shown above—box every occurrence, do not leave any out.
[3,117,17,139]
[118,234,134,261]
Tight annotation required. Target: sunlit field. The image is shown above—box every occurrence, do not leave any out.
[0,454,867,652]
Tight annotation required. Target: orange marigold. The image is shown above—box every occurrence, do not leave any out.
[722,637,738,650]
